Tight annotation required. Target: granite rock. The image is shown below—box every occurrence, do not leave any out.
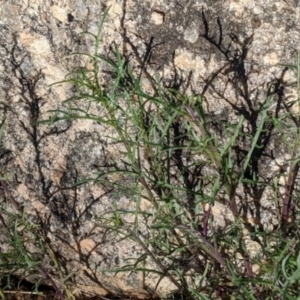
[0,0,300,298]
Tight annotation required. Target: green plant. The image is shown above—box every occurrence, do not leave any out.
[0,206,77,300]
[0,209,42,297]
[38,8,300,300]
[0,115,74,300]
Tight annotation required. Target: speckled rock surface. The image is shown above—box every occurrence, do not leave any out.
[0,0,300,298]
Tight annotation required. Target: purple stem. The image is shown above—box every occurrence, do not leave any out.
[37,267,65,300]
[202,205,211,238]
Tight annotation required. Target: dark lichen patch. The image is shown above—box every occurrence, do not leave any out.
[126,2,254,70]
[67,13,74,23]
